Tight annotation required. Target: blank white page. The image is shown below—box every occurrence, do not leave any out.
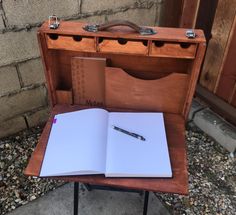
[40,108,108,176]
[105,112,172,177]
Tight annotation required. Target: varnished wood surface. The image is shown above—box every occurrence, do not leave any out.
[105,67,190,114]
[150,42,197,59]
[46,35,96,52]
[24,105,188,195]
[182,42,206,120]
[55,90,73,104]
[39,21,205,43]
[98,39,148,55]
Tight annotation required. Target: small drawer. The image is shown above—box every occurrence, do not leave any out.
[55,90,73,104]
[98,38,148,55]
[46,34,96,52]
[150,41,197,59]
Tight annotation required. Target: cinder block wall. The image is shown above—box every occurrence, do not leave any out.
[0,0,163,138]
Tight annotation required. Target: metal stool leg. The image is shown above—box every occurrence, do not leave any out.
[74,182,79,215]
[84,183,92,191]
[143,191,149,215]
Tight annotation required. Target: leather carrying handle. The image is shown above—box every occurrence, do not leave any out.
[83,20,156,35]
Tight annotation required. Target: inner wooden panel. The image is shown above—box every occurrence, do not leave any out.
[105,67,190,114]
[48,50,193,107]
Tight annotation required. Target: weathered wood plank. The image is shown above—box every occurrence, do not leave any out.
[199,0,236,91]
[159,0,183,27]
[215,15,236,103]
[195,0,219,42]
[179,0,200,28]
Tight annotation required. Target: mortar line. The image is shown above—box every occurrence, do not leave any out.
[0,0,8,28]
[23,115,30,129]
[0,83,45,98]
[15,64,24,88]
[0,2,153,33]
[0,56,40,69]
[78,0,82,13]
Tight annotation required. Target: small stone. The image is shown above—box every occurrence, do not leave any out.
[29,195,36,201]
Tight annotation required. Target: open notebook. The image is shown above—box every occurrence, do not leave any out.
[40,109,172,178]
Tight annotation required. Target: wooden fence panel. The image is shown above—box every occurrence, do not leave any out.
[215,17,236,106]
[199,0,236,92]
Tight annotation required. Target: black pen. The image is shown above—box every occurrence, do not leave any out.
[112,125,146,141]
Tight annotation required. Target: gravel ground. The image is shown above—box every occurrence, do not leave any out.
[0,123,235,215]
[155,123,236,215]
[0,127,64,215]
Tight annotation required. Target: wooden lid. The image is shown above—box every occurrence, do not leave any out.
[39,21,205,43]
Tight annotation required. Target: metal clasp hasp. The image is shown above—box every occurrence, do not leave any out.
[186,29,196,39]
[49,15,60,29]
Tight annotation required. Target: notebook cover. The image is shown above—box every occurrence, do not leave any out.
[71,57,106,106]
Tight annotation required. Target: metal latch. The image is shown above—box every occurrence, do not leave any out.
[186,29,196,39]
[49,15,60,29]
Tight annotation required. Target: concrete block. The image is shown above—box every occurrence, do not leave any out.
[188,99,205,120]
[19,58,46,86]
[0,86,47,121]
[7,183,170,215]
[0,116,26,139]
[0,15,4,30]
[26,107,50,128]
[0,65,21,96]
[2,0,79,26]
[107,7,157,26]
[0,29,39,66]
[78,15,106,24]
[82,0,136,13]
[194,109,236,153]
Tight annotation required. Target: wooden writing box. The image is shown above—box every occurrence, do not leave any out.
[25,20,206,195]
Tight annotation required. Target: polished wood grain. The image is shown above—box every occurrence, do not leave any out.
[98,39,148,55]
[55,90,73,104]
[24,105,188,195]
[52,50,191,81]
[150,42,197,59]
[46,35,96,52]
[183,42,206,120]
[39,21,205,43]
[105,67,190,114]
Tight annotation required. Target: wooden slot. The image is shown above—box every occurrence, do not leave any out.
[55,90,73,104]
[105,67,190,114]
[150,41,197,58]
[46,34,96,52]
[98,38,148,55]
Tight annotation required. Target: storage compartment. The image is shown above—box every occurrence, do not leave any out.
[55,90,73,104]
[150,41,197,59]
[98,38,148,55]
[105,67,190,113]
[46,34,96,52]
